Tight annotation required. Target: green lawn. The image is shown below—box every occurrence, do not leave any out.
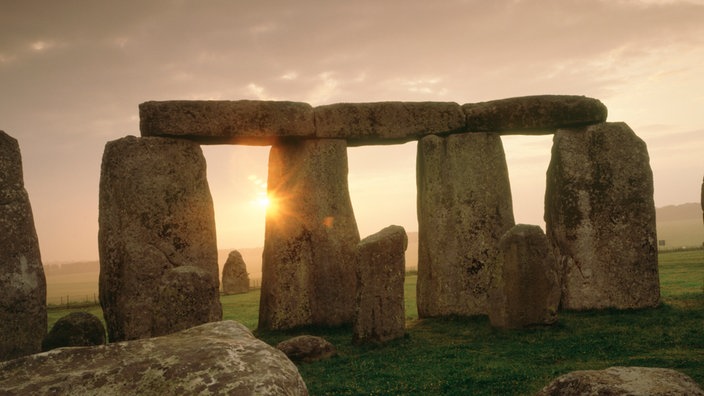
[47,249,704,395]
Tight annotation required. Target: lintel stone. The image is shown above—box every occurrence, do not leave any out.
[314,101,465,145]
[463,95,607,133]
[139,100,315,145]
[139,95,609,145]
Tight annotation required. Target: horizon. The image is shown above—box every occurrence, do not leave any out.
[2,1,703,263]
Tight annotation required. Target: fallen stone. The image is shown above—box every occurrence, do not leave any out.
[151,265,223,337]
[0,321,309,395]
[0,130,47,361]
[139,100,315,145]
[417,132,515,317]
[259,139,360,330]
[222,250,250,294]
[99,136,221,342]
[488,224,560,329]
[463,95,607,133]
[314,101,465,145]
[353,225,407,344]
[545,122,660,310]
[42,312,106,351]
[536,366,704,396]
[276,335,337,363]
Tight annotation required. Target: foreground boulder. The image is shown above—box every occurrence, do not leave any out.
[259,139,360,330]
[222,250,250,294]
[99,136,221,341]
[276,335,337,363]
[354,225,407,344]
[537,366,704,395]
[416,132,515,317]
[545,122,660,310]
[0,130,46,361]
[488,224,560,329]
[0,321,308,395]
[42,312,106,351]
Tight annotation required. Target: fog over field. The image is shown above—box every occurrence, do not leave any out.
[44,203,702,304]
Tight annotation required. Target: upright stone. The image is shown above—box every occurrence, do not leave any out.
[417,132,515,318]
[353,225,407,344]
[222,250,250,294]
[545,122,660,310]
[99,136,222,342]
[488,224,560,329]
[151,266,222,337]
[259,139,360,330]
[0,131,47,361]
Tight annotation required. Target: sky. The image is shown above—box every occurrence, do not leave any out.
[1,0,703,263]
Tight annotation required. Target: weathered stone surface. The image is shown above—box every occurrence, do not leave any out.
[488,224,560,329]
[259,139,360,330]
[139,100,315,145]
[0,130,47,361]
[151,265,222,337]
[0,321,309,395]
[545,122,660,310]
[353,225,407,344]
[536,366,704,396]
[314,102,465,145]
[276,335,337,363]
[463,95,607,133]
[99,136,221,342]
[701,176,703,224]
[417,132,515,317]
[222,250,250,294]
[42,312,106,351]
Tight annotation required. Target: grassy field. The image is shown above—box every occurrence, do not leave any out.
[48,250,704,395]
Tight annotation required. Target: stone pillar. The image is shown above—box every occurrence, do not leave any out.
[99,136,221,342]
[259,139,360,330]
[222,250,250,294]
[416,132,515,318]
[488,224,560,329]
[545,122,660,310]
[353,225,407,344]
[0,131,47,361]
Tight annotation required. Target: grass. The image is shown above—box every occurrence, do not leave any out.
[47,249,704,395]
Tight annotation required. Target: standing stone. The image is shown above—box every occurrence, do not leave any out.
[0,131,47,361]
[488,224,560,329]
[353,225,407,344]
[259,139,360,330]
[99,136,222,342]
[701,176,703,224]
[151,265,222,337]
[545,122,660,310]
[222,250,250,294]
[417,132,515,318]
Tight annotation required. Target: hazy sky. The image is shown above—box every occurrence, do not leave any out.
[1,0,703,263]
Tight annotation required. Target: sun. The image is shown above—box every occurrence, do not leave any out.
[257,196,271,209]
